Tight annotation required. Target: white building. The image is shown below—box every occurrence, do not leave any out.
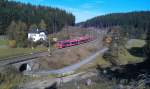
[28,29,48,42]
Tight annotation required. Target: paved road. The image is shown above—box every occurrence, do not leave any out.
[24,47,108,75]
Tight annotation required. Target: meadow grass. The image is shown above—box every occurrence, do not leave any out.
[118,48,144,64]
[122,39,146,64]
[0,40,8,46]
[78,39,146,72]
[126,39,145,49]
[0,47,47,59]
[0,66,33,89]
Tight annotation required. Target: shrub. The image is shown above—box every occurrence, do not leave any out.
[27,40,48,48]
[8,40,16,48]
[0,66,25,89]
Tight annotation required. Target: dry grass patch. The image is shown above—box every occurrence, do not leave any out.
[39,42,100,69]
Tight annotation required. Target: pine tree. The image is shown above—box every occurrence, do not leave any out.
[146,23,150,59]
[103,27,128,66]
[7,21,17,40]
[15,21,27,47]
[39,19,47,30]
[0,0,75,34]
[29,24,38,30]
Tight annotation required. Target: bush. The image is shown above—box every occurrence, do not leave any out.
[0,66,25,89]
[8,40,16,48]
[27,40,48,48]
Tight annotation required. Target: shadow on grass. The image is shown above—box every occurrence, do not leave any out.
[128,47,145,57]
[97,58,150,83]
[45,82,58,89]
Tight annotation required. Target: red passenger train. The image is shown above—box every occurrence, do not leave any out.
[56,36,94,48]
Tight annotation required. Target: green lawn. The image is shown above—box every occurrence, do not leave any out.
[119,49,143,64]
[0,47,47,59]
[81,39,146,70]
[126,39,146,49]
[0,40,8,46]
[120,39,146,64]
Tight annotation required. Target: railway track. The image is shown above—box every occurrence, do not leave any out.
[0,40,96,67]
[0,30,106,68]
[0,41,96,66]
[0,51,48,66]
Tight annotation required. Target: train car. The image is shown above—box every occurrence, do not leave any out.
[56,41,64,48]
[56,40,70,48]
[78,36,88,43]
[70,39,79,46]
[56,36,94,49]
[59,39,78,48]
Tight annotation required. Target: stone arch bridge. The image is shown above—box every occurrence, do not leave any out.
[0,52,48,72]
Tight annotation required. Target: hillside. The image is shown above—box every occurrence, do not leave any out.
[77,11,150,39]
[0,0,75,34]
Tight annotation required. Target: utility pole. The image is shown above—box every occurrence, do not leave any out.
[48,37,51,56]
[48,14,56,56]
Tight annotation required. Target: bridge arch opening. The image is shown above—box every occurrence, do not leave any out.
[19,63,31,72]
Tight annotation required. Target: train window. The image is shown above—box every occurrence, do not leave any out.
[63,42,70,45]
[71,41,78,44]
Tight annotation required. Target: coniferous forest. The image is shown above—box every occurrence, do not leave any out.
[0,0,75,35]
[78,11,150,39]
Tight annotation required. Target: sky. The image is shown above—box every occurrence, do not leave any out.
[14,0,150,23]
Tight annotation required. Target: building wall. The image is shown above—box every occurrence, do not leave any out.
[28,32,47,42]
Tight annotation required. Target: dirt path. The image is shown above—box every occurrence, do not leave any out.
[24,47,108,76]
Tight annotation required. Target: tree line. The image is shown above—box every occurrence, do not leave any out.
[146,24,150,60]
[78,11,150,39]
[0,0,75,35]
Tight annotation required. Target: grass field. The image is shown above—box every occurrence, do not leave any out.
[126,39,146,49]
[0,47,47,59]
[78,39,146,71]
[106,39,145,65]
[0,40,8,46]
[0,66,34,89]
[118,48,143,64]
[121,39,146,64]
